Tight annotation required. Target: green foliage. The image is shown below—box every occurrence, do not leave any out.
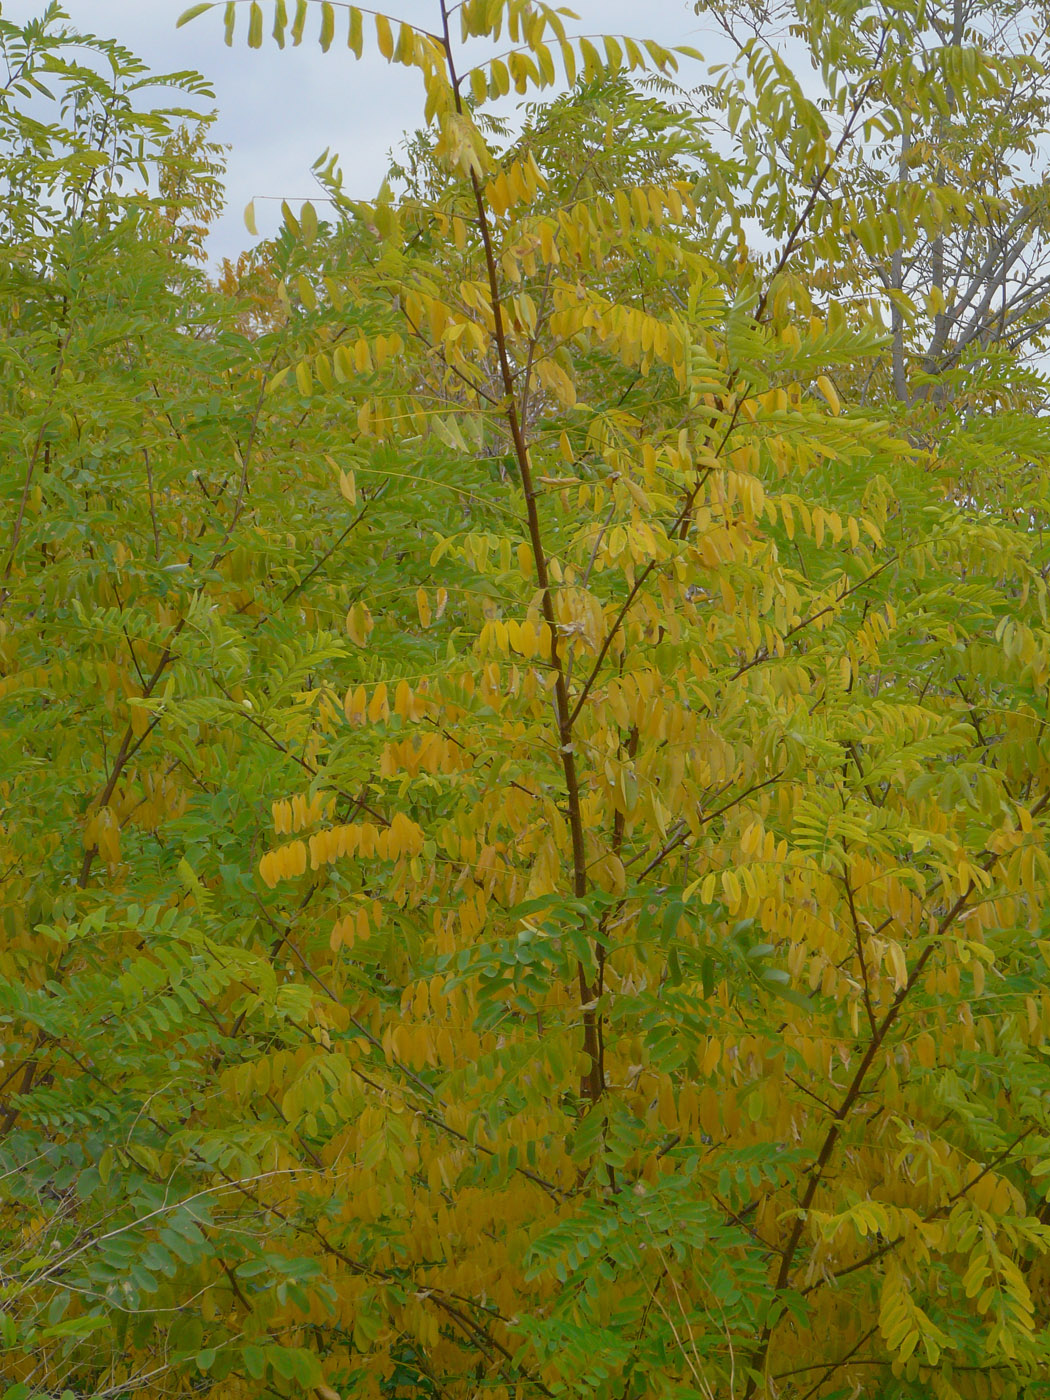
[2,2,1050,1399]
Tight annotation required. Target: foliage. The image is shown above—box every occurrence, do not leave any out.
[2,2,1050,1399]
[693,0,1050,403]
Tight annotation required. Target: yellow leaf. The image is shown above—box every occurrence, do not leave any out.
[344,684,366,724]
[375,12,393,58]
[886,941,908,989]
[346,602,374,647]
[319,0,335,50]
[395,21,415,64]
[314,353,333,391]
[347,6,363,55]
[816,374,840,415]
[334,344,353,381]
[367,683,389,723]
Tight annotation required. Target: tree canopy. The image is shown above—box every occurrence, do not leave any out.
[2,2,1050,1398]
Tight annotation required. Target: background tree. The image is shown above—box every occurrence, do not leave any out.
[693,0,1050,402]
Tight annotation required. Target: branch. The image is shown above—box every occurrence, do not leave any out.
[742,787,1050,1395]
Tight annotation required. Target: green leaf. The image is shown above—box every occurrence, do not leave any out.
[243,1345,266,1379]
[291,1347,323,1385]
[169,1314,204,1356]
[348,5,363,55]
[176,2,214,25]
[39,1313,109,1340]
[247,1,263,48]
[319,1,335,51]
[291,0,307,44]
[273,0,288,45]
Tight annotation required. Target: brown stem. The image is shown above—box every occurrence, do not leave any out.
[844,865,877,1036]
[570,390,747,728]
[436,1,600,1101]
[729,555,899,682]
[742,789,1050,1395]
[77,634,184,888]
[143,446,161,558]
[1,322,75,607]
[752,72,880,324]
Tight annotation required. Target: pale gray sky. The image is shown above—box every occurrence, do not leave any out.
[8,0,714,263]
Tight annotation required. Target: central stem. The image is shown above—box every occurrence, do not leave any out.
[436,0,602,1103]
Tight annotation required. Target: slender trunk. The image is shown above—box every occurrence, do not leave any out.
[890,132,910,403]
[436,0,603,1104]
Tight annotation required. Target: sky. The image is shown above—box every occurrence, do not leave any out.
[6,0,719,264]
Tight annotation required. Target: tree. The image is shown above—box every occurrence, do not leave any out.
[693,0,1050,400]
[3,1,1050,1398]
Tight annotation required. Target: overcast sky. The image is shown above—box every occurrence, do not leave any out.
[7,0,718,264]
